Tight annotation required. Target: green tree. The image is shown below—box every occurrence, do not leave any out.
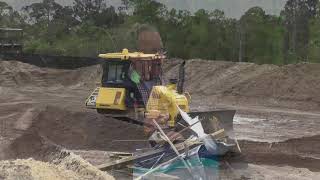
[23,0,63,25]
[73,0,123,26]
[73,0,106,20]
[160,9,191,58]
[127,0,166,24]
[0,1,12,16]
[281,0,319,63]
[240,7,284,64]
[207,9,238,61]
[0,1,24,27]
[16,0,320,65]
[308,2,320,62]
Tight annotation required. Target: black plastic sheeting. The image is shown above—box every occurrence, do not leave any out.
[0,53,103,69]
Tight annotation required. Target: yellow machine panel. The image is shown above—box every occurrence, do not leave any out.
[96,87,127,110]
[147,85,190,127]
[98,48,166,60]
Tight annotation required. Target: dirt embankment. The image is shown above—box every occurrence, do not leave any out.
[1,134,114,180]
[0,105,147,180]
[164,59,320,111]
[0,61,101,88]
[3,59,320,112]
[238,135,320,172]
[1,105,147,159]
[0,61,113,179]
[19,106,147,152]
[1,116,114,180]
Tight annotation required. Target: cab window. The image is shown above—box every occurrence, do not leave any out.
[107,64,124,83]
[132,60,161,81]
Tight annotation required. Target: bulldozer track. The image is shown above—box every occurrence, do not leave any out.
[110,116,145,126]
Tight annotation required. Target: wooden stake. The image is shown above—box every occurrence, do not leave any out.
[234,138,242,153]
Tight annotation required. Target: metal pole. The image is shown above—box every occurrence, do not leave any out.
[152,119,193,176]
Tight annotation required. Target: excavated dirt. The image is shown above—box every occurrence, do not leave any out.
[1,132,114,180]
[0,60,102,88]
[0,60,320,179]
[164,59,320,112]
[238,135,320,172]
[12,106,147,152]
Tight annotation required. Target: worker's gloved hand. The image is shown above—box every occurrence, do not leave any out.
[148,131,165,147]
[148,130,184,147]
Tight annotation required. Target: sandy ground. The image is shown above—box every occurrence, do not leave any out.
[165,59,320,142]
[0,60,319,179]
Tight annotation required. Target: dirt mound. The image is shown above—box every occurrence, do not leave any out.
[0,105,148,179]
[0,155,114,180]
[164,60,320,111]
[0,139,113,180]
[0,159,80,180]
[3,59,320,111]
[4,106,147,155]
[0,61,101,88]
[238,135,320,172]
[30,106,147,152]
[1,130,113,180]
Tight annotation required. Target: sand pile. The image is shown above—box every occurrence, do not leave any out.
[0,159,80,180]
[164,59,320,111]
[0,153,114,180]
[1,129,114,180]
[0,61,102,88]
[3,59,320,111]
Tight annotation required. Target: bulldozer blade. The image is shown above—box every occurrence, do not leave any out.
[187,110,236,139]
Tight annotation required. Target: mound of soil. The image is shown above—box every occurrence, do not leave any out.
[2,105,147,157]
[238,135,320,172]
[164,60,320,111]
[0,159,80,180]
[30,106,147,152]
[0,104,148,179]
[3,60,320,111]
[1,130,114,180]
[0,61,101,88]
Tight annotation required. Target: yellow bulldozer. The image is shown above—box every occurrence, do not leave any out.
[85,48,235,140]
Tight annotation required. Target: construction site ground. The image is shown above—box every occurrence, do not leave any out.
[0,60,319,179]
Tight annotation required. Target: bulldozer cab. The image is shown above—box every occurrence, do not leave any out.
[99,49,165,107]
[101,60,130,87]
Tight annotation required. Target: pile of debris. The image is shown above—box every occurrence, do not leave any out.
[98,108,240,179]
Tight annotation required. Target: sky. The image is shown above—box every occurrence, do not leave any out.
[2,0,288,18]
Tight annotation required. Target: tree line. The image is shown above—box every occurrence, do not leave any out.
[0,0,319,64]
